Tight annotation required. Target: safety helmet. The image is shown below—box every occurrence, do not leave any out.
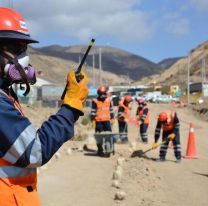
[158,112,167,122]
[0,7,38,44]
[138,98,145,104]
[97,85,107,95]
[124,95,132,103]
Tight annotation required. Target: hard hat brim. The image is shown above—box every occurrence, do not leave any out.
[0,31,39,43]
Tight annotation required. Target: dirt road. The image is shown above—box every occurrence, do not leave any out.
[37,103,208,206]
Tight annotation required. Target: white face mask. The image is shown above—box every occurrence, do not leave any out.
[4,52,29,73]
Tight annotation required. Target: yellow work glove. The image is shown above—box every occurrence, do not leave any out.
[152,143,158,149]
[168,133,176,141]
[63,70,88,115]
[91,120,96,129]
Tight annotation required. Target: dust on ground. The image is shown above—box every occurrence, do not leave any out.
[22,102,208,206]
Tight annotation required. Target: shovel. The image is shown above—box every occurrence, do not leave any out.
[131,140,168,158]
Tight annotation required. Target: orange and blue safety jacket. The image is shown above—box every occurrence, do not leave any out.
[136,106,150,124]
[117,103,130,122]
[0,87,80,206]
[154,111,180,142]
[91,97,114,122]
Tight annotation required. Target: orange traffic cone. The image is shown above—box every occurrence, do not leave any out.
[185,123,198,159]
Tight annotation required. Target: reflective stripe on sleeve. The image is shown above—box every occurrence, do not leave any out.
[141,114,146,119]
[3,124,40,164]
[0,166,36,178]
[118,111,122,116]
[28,135,42,167]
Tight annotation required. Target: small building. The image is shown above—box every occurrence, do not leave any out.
[189,82,208,96]
[41,85,65,107]
[170,85,181,97]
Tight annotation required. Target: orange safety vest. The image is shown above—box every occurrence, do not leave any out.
[118,103,130,122]
[94,98,111,122]
[0,90,40,206]
[137,106,150,124]
[162,111,175,131]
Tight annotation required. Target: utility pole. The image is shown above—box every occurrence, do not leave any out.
[78,55,81,64]
[187,53,191,105]
[99,48,102,85]
[92,52,95,86]
[201,55,206,84]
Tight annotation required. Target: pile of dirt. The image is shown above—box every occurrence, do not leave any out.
[118,157,167,206]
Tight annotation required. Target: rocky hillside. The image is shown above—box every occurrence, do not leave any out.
[31,45,162,81]
[138,40,208,88]
[157,57,182,70]
[28,47,127,86]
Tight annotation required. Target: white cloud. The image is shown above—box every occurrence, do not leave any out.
[167,18,189,35]
[12,0,154,42]
[190,0,208,12]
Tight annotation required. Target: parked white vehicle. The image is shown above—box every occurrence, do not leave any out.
[143,91,162,102]
[151,95,179,103]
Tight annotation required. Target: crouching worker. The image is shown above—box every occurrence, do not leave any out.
[136,98,150,144]
[0,7,88,206]
[90,85,114,156]
[117,95,132,143]
[152,111,181,163]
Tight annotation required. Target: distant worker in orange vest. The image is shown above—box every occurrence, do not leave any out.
[117,95,132,143]
[0,7,88,206]
[91,85,114,156]
[136,98,150,144]
[152,111,181,163]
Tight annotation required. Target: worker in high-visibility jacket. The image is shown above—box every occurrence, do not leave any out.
[136,98,150,143]
[117,95,132,143]
[152,111,181,163]
[91,85,114,156]
[0,7,88,206]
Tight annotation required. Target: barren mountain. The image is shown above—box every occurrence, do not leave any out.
[31,45,162,81]
[157,57,183,70]
[28,47,127,86]
[137,40,208,87]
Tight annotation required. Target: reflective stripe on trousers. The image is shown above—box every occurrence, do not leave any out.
[139,124,148,143]
[159,131,181,159]
[118,121,128,142]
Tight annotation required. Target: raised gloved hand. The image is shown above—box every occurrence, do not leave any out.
[168,133,175,141]
[63,70,88,115]
[152,143,158,149]
[91,120,96,129]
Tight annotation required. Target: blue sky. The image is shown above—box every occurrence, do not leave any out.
[1,0,208,62]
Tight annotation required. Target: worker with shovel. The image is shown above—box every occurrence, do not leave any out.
[117,95,132,143]
[152,111,181,163]
[0,7,88,206]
